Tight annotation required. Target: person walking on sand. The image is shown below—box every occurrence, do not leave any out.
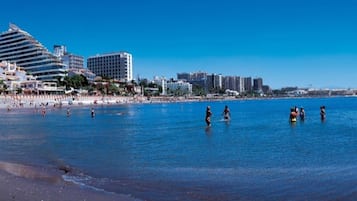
[222,105,231,121]
[205,106,212,127]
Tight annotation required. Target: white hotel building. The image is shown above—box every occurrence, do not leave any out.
[87,52,133,82]
[0,24,66,82]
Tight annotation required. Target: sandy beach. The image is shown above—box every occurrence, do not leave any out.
[0,161,139,201]
[0,94,141,109]
[0,94,212,110]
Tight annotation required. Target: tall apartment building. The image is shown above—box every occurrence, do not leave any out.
[206,74,222,92]
[223,76,241,92]
[177,72,191,81]
[0,24,66,82]
[253,77,263,92]
[243,77,253,92]
[87,52,133,82]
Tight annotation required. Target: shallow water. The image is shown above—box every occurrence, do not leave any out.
[1,97,357,200]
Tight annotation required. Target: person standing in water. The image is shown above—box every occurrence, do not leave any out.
[91,107,95,118]
[299,107,305,121]
[222,105,231,121]
[205,106,212,127]
[289,107,297,122]
[320,105,326,120]
[66,107,71,117]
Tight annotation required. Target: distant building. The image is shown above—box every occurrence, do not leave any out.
[176,71,207,92]
[243,77,252,93]
[166,80,192,95]
[253,77,263,92]
[177,72,191,81]
[63,54,84,69]
[262,85,272,94]
[153,76,167,95]
[206,74,222,92]
[53,45,67,57]
[0,24,66,82]
[87,52,133,82]
[191,71,207,81]
[54,45,84,69]
[223,76,241,92]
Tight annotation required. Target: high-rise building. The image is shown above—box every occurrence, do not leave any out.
[0,24,67,81]
[253,77,263,92]
[223,76,241,92]
[177,72,191,81]
[87,52,133,82]
[243,77,252,93]
[206,74,222,92]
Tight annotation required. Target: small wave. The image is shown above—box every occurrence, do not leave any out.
[62,173,143,201]
[62,174,114,194]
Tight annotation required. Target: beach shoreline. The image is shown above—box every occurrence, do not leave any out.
[1,94,353,110]
[0,161,139,201]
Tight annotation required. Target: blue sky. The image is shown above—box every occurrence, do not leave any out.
[1,0,357,89]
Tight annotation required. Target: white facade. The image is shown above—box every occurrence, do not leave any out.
[153,76,167,95]
[0,61,39,92]
[53,45,84,69]
[166,80,192,95]
[53,45,66,57]
[87,52,133,82]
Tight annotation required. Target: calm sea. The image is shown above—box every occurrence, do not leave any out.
[1,97,357,201]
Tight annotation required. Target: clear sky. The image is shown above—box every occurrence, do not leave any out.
[1,0,357,89]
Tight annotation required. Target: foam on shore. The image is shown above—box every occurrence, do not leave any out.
[0,161,140,201]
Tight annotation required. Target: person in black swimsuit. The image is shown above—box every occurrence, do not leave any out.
[222,105,230,120]
[205,106,212,126]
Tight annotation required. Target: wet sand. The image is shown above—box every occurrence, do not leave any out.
[0,161,139,201]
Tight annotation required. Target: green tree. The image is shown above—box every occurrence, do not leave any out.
[63,75,89,89]
[108,83,119,95]
[0,80,7,94]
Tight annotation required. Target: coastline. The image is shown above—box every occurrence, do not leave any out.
[0,161,138,201]
[2,94,352,110]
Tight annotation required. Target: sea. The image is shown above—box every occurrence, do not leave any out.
[1,96,357,201]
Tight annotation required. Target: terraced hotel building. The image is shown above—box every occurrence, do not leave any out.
[0,24,66,82]
[87,52,133,82]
